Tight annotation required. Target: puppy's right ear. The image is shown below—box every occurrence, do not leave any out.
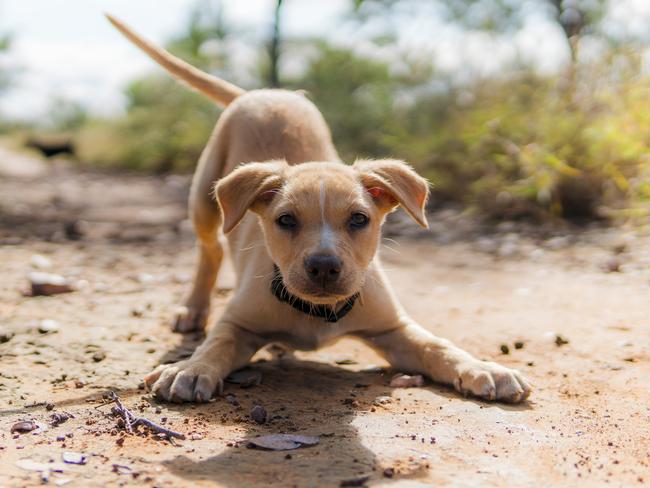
[214,161,287,233]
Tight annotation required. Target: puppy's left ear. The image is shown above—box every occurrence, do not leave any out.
[354,159,430,228]
[214,160,287,233]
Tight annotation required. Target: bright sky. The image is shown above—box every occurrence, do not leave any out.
[0,0,648,122]
[0,0,349,121]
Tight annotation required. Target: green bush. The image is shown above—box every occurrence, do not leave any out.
[381,60,650,220]
[77,76,218,172]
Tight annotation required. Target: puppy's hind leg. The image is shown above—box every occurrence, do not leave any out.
[174,140,225,333]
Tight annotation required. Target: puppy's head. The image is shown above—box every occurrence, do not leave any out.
[215,159,429,305]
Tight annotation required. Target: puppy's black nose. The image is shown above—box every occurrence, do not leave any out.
[305,253,342,285]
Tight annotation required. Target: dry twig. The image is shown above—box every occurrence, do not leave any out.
[104,391,185,441]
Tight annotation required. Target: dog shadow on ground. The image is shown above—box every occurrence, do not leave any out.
[156,352,532,487]
[162,358,388,487]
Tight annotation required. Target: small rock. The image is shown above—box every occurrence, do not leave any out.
[383,467,395,478]
[555,335,569,346]
[0,331,14,343]
[250,405,267,424]
[50,412,74,427]
[189,433,204,440]
[92,351,106,362]
[64,220,87,240]
[26,272,74,296]
[62,451,86,465]
[131,307,145,318]
[500,344,510,355]
[225,394,240,407]
[38,319,60,334]
[246,434,319,451]
[514,341,525,349]
[10,420,38,434]
[389,374,424,388]
[373,396,392,406]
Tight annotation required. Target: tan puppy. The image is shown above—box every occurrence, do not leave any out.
[108,15,531,404]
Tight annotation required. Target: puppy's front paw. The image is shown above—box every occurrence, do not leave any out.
[453,361,531,403]
[172,306,208,333]
[144,361,223,403]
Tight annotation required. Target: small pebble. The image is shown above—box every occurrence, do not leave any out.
[555,335,569,346]
[373,396,392,406]
[62,451,87,465]
[92,351,106,362]
[0,331,14,343]
[10,421,38,434]
[250,405,267,424]
[38,320,60,334]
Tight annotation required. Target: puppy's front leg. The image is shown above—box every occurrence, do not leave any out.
[145,322,265,403]
[363,321,531,403]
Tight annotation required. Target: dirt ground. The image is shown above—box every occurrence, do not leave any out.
[1,149,649,487]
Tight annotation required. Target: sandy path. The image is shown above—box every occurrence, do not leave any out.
[1,152,649,487]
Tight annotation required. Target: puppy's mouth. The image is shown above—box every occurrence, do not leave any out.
[287,282,352,305]
[272,265,357,306]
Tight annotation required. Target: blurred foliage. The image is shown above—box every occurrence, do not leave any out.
[76,2,224,172]
[352,0,610,60]
[45,98,89,132]
[384,56,650,219]
[61,1,650,221]
[289,43,434,160]
[77,76,218,173]
[290,43,395,159]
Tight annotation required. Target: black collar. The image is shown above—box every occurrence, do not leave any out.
[271,265,359,323]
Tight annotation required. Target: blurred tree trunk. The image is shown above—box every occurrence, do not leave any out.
[547,0,587,97]
[268,0,284,87]
[548,0,583,65]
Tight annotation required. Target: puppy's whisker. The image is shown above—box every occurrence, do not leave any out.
[381,244,400,254]
[253,269,278,280]
[239,241,265,252]
[382,237,401,247]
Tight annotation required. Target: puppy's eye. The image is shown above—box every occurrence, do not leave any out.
[277,214,297,230]
[349,212,369,229]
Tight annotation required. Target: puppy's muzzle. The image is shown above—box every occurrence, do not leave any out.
[305,253,341,287]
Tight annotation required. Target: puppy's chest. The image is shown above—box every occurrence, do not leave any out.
[262,319,351,351]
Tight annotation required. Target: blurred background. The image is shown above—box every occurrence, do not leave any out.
[3,6,650,485]
[1,0,650,223]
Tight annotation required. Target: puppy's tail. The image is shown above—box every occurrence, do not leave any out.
[105,13,244,108]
